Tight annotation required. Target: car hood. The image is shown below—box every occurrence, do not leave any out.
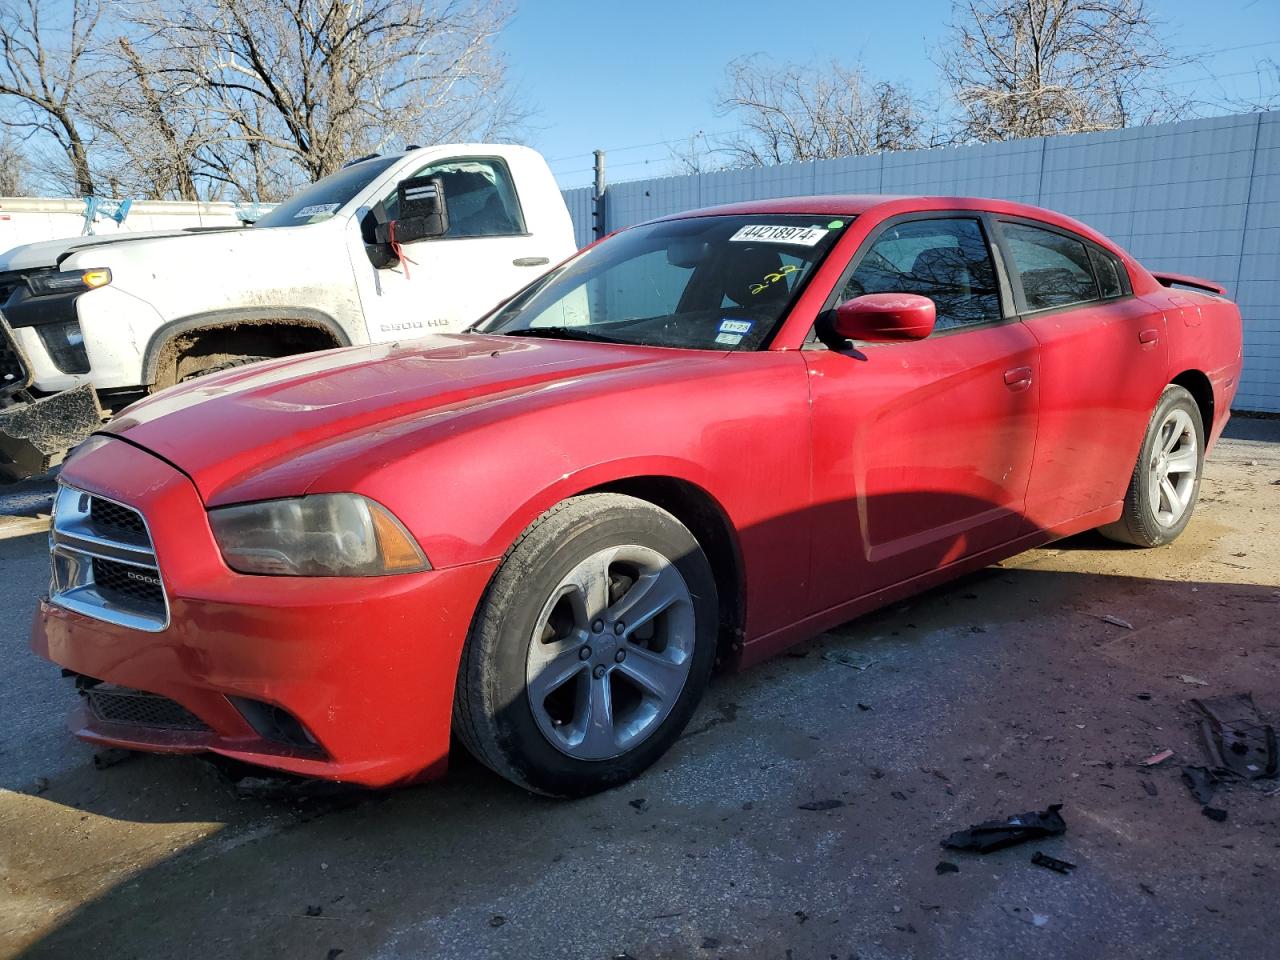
[104,334,679,502]
[0,228,246,271]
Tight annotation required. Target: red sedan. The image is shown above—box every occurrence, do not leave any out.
[32,196,1242,796]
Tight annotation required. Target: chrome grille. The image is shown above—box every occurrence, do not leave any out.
[49,485,170,631]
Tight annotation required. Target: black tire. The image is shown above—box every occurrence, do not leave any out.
[178,355,271,383]
[452,493,719,797]
[1099,384,1204,547]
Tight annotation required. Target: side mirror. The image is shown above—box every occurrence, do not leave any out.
[830,293,935,342]
[373,175,449,246]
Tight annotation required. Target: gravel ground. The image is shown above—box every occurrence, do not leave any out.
[1,422,1277,960]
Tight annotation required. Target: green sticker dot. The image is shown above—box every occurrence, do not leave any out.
[827,220,845,229]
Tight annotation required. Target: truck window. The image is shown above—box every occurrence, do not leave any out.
[382,158,526,238]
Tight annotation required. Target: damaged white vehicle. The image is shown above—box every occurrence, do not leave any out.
[0,143,576,481]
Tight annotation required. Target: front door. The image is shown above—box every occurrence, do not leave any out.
[347,156,554,341]
[803,215,1041,611]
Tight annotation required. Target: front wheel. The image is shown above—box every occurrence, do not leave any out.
[452,493,719,797]
[1100,384,1204,547]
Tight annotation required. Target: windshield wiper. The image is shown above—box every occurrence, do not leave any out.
[501,326,619,344]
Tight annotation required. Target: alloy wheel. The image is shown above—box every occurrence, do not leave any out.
[525,544,695,761]
[1148,407,1198,527]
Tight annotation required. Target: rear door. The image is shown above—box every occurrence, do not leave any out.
[802,214,1041,610]
[991,219,1169,528]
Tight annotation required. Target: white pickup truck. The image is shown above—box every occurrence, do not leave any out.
[0,143,577,481]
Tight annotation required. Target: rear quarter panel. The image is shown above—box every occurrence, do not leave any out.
[1155,288,1244,448]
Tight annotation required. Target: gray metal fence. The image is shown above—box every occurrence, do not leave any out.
[562,112,1279,413]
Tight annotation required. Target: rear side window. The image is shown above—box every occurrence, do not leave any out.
[1089,247,1126,299]
[841,217,1001,332]
[1002,223,1098,311]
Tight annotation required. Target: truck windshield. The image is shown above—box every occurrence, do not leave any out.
[477,214,850,350]
[253,156,399,228]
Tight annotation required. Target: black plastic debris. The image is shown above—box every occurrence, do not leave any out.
[1191,693,1278,780]
[1181,766,1218,805]
[942,804,1066,854]
[92,747,134,770]
[797,798,845,811]
[1031,851,1076,874]
[1202,806,1229,822]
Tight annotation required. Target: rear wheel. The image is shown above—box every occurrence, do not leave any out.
[452,494,719,797]
[1100,384,1204,547]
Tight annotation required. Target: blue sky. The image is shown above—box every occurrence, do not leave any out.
[499,0,1280,188]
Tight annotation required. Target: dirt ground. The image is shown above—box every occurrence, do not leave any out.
[1,422,1277,960]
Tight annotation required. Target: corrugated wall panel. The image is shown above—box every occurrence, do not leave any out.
[562,111,1280,411]
[561,186,595,249]
[1235,112,1280,413]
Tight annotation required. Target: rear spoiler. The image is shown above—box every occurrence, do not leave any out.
[1151,271,1226,296]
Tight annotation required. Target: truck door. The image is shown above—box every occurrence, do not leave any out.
[346,156,555,341]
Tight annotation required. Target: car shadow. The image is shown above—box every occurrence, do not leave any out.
[6,489,1279,959]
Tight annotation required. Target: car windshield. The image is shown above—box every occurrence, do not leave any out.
[477,214,852,350]
[253,155,400,228]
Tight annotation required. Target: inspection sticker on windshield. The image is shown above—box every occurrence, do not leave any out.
[294,203,340,218]
[729,224,827,246]
[715,332,744,345]
[719,319,753,334]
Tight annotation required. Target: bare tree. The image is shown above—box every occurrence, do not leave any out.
[708,55,925,167]
[0,0,105,194]
[0,128,29,194]
[941,0,1191,141]
[668,132,720,175]
[127,0,525,193]
[78,35,213,201]
[1218,57,1280,113]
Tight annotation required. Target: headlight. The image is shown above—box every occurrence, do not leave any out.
[26,268,111,297]
[208,494,429,576]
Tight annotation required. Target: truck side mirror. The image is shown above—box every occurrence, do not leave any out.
[373,176,449,246]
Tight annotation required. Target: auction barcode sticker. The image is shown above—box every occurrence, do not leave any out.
[294,203,340,218]
[728,224,828,246]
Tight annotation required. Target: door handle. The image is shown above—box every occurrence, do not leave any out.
[1139,328,1159,344]
[513,256,550,267]
[1004,366,1033,390]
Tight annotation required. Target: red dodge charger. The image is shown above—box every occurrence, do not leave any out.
[32,196,1242,796]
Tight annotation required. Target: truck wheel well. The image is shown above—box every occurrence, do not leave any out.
[151,319,345,389]
[1171,369,1214,435]
[589,475,745,664]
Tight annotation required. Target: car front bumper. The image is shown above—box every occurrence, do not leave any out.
[29,435,498,787]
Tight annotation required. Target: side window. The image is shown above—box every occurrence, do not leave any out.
[1002,222,1099,311]
[841,218,1001,332]
[382,158,525,238]
[1089,246,1126,299]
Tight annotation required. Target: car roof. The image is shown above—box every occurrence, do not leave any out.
[654,195,908,218]
[646,193,1123,255]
